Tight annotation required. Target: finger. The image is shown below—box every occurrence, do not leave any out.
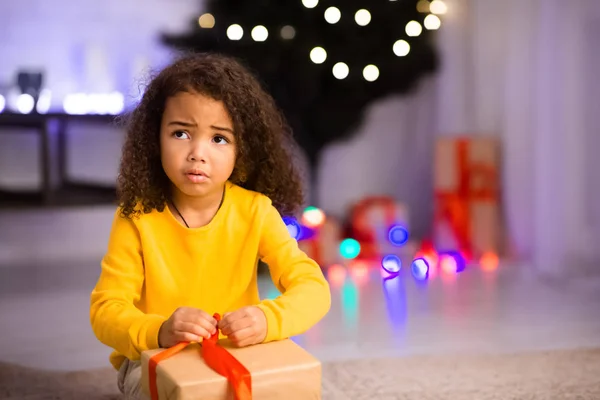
[229,328,258,347]
[173,331,203,343]
[219,308,250,330]
[184,309,218,327]
[180,312,218,333]
[173,321,213,339]
[221,317,253,337]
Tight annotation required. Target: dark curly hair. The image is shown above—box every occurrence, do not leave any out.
[117,53,305,219]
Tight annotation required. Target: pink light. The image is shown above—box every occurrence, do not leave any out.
[327,264,346,287]
[480,251,499,271]
[349,260,369,286]
[440,254,457,274]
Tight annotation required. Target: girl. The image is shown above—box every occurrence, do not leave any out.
[89,53,331,399]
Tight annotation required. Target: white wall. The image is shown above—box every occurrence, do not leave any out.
[317,78,438,240]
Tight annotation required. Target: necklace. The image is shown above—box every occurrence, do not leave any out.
[170,201,189,228]
[170,186,226,229]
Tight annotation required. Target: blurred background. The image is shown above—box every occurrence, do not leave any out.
[1,0,599,398]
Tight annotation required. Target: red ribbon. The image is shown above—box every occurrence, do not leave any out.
[434,139,498,258]
[351,196,397,259]
[148,313,252,400]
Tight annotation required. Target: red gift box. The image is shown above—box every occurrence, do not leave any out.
[433,137,504,259]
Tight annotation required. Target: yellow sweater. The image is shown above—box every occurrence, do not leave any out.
[90,182,331,370]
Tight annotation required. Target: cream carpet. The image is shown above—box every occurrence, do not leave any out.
[1,347,599,399]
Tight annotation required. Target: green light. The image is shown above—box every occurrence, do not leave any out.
[341,279,359,328]
[340,238,361,259]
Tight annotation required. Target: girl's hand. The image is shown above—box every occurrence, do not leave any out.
[158,307,218,348]
[218,306,267,347]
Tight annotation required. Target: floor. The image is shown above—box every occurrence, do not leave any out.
[1,249,599,372]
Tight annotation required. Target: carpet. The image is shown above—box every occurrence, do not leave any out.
[1,347,599,399]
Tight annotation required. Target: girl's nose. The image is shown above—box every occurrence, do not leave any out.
[188,140,208,163]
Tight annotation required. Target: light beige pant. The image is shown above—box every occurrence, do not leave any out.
[118,358,150,400]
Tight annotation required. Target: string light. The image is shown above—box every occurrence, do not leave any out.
[363,65,379,82]
[301,206,326,228]
[393,40,410,56]
[424,14,441,30]
[302,0,319,9]
[324,7,341,24]
[227,24,244,40]
[355,9,371,26]
[332,62,349,79]
[430,0,448,15]
[198,13,215,28]
[251,25,269,41]
[340,239,361,259]
[382,255,402,274]
[405,20,423,37]
[416,0,430,13]
[280,25,296,40]
[310,46,327,64]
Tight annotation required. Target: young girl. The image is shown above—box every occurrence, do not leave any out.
[89,53,331,399]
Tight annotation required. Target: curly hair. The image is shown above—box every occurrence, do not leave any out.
[117,53,305,219]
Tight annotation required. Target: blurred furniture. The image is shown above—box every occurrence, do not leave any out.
[0,112,120,208]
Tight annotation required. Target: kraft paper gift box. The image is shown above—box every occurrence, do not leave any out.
[349,196,411,259]
[141,339,322,400]
[433,137,503,259]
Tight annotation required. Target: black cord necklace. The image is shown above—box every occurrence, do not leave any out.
[170,201,189,228]
[170,186,226,229]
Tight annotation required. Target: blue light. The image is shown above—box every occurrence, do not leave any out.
[340,238,361,259]
[388,225,409,246]
[381,254,402,274]
[411,258,429,280]
[283,217,301,240]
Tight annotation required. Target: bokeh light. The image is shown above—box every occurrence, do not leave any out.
[381,254,402,274]
[340,238,361,259]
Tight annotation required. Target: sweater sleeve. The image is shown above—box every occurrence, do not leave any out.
[255,198,331,342]
[89,209,166,361]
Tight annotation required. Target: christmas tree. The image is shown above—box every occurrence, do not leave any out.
[162,0,441,202]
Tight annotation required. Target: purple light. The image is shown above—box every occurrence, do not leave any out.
[411,257,429,280]
[283,217,301,240]
[381,254,402,274]
[388,225,409,246]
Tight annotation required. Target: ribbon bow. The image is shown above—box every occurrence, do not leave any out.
[148,313,252,400]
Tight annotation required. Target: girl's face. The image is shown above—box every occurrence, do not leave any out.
[160,91,236,200]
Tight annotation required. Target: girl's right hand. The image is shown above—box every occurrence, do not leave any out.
[158,307,218,348]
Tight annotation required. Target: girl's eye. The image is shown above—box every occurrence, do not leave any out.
[173,131,190,139]
[213,135,229,145]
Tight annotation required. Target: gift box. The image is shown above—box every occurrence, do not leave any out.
[298,217,342,267]
[141,338,322,400]
[433,137,503,259]
[349,196,411,259]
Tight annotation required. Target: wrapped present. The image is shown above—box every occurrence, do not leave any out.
[141,327,322,400]
[350,196,410,259]
[433,137,503,259]
[298,217,342,267]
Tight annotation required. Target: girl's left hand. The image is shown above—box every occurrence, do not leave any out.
[218,306,267,347]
